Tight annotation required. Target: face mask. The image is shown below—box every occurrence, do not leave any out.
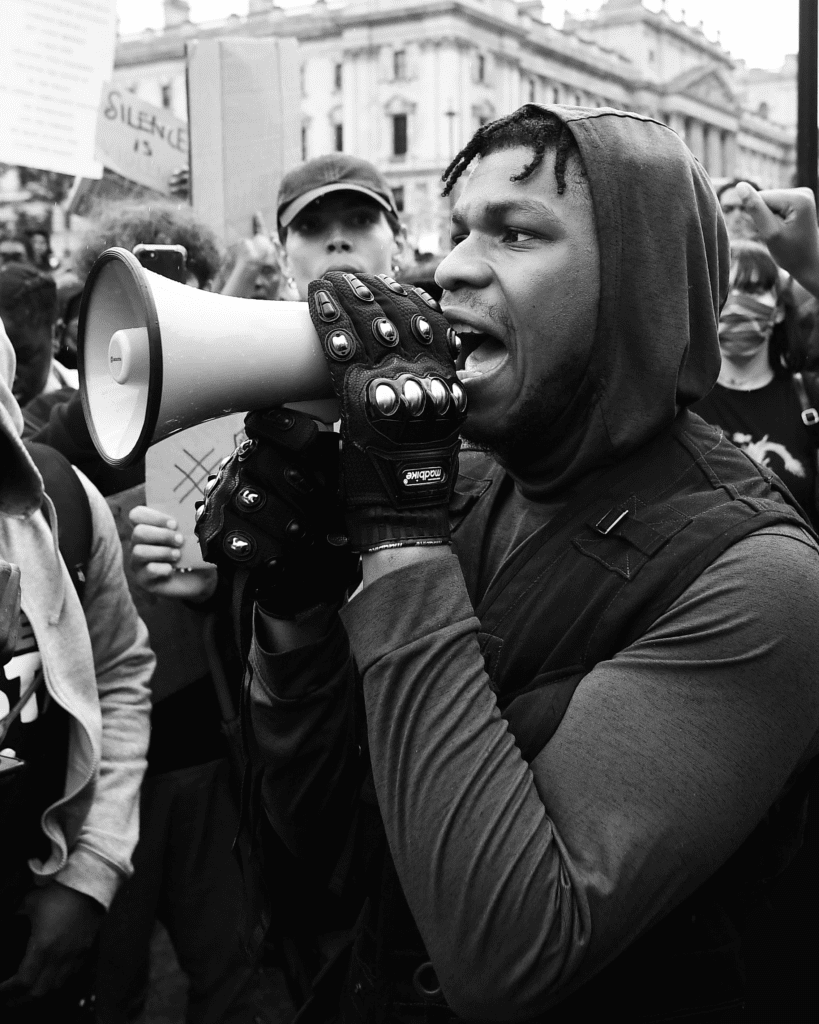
[719,290,778,354]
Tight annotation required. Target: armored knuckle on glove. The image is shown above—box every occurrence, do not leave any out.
[308,272,466,552]
[194,407,358,617]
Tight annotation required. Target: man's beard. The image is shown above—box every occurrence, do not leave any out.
[461,373,587,469]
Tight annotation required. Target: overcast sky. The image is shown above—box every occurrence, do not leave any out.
[117,0,799,72]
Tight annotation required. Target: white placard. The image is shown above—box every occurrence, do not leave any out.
[95,83,188,193]
[187,36,300,244]
[0,0,116,177]
[145,414,247,570]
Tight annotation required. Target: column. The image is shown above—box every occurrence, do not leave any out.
[687,119,705,163]
[666,111,686,138]
[722,132,737,178]
[705,125,723,177]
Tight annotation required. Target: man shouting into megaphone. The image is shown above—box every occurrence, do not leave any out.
[195,105,819,1023]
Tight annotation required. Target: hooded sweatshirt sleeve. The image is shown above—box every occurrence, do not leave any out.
[340,531,819,1019]
[54,469,153,907]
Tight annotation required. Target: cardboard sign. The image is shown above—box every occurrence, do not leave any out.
[187,36,300,243]
[95,84,188,193]
[145,414,247,570]
[0,0,115,177]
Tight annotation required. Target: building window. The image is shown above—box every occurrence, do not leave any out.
[552,86,560,103]
[300,64,306,97]
[574,93,581,106]
[477,54,486,83]
[301,124,308,161]
[394,49,407,81]
[648,49,655,62]
[334,63,342,90]
[758,101,769,118]
[392,113,408,157]
[392,185,405,212]
[161,83,172,109]
[335,123,343,152]
[528,78,536,102]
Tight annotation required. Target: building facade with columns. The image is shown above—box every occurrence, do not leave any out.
[114,0,796,253]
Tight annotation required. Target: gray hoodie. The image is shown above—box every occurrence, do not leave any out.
[0,323,153,908]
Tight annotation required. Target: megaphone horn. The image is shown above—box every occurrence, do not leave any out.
[78,247,335,467]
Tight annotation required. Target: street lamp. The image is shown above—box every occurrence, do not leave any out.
[797,0,818,193]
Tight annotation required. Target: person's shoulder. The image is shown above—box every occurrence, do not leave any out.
[661,521,819,642]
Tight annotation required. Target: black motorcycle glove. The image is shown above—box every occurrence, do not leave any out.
[308,272,466,552]
[194,407,359,617]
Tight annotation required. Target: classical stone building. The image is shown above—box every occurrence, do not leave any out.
[114,0,796,252]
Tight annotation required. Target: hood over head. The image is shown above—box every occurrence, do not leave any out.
[500,105,727,499]
[0,319,44,517]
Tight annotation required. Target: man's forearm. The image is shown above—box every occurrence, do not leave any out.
[362,543,451,587]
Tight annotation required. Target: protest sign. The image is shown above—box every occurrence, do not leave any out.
[187,36,300,243]
[95,85,188,194]
[145,414,247,570]
[0,0,115,177]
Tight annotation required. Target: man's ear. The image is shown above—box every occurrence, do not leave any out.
[392,223,410,267]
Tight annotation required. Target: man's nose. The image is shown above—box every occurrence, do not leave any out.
[435,238,492,293]
[326,230,353,253]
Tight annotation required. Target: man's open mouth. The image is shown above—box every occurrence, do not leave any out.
[447,322,508,378]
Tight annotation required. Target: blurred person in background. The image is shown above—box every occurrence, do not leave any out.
[26,231,56,273]
[692,239,819,527]
[0,262,78,438]
[72,201,220,291]
[0,319,153,1022]
[0,262,57,409]
[0,238,30,267]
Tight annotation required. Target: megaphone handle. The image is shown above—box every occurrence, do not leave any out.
[284,399,340,425]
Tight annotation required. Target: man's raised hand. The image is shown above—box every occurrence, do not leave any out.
[307,272,466,553]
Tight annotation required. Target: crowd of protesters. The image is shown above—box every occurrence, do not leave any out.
[1,104,819,1024]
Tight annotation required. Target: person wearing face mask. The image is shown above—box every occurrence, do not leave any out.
[692,239,819,527]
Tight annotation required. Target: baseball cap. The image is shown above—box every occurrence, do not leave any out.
[277,154,399,232]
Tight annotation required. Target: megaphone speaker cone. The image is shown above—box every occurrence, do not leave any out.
[78,247,333,467]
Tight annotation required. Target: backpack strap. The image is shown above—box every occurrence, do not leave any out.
[792,372,819,447]
[24,441,93,603]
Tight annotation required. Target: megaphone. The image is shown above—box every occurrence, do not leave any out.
[78,247,335,467]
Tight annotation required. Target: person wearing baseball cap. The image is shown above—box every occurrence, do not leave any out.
[277,154,406,299]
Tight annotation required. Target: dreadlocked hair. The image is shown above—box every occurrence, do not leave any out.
[441,107,581,197]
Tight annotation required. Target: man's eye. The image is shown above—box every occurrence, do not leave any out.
[502,228,535,244]
[350,212,377,227]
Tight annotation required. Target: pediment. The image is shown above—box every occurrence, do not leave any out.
[685,72,736,107]
[665,64,738,112]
